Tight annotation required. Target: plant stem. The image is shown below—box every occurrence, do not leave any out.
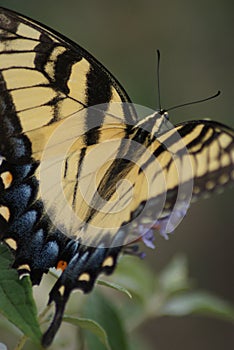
[13,335,28,350]
[38,304,53,324]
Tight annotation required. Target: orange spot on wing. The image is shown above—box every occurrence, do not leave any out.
[57,260,68,271]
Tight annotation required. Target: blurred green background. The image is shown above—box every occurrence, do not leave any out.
[0,0,233,349]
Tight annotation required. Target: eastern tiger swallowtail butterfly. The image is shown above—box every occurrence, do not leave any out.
[0,7,233,347]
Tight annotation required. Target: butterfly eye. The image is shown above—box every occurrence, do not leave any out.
[163,111,169,120]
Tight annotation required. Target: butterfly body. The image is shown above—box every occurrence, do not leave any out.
[0,7,233,347]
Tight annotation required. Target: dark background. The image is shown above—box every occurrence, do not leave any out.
[0,1,233,349]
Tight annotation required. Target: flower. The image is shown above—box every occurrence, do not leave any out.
[141,229,156,249]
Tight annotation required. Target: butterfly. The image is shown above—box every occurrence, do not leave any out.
[0,7,233,347]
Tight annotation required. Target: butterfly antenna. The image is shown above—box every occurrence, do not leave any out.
[167,90,221,112]
[156,49,162,111]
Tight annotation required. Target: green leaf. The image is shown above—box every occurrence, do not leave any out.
[112,256,155,301]
[63,316,111,350]
[162,291,234,321]
[84,290,129,350]
[97,279,132,299]
[159,255,191,294]
[0,243,41,343]
[128,336,153,350]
